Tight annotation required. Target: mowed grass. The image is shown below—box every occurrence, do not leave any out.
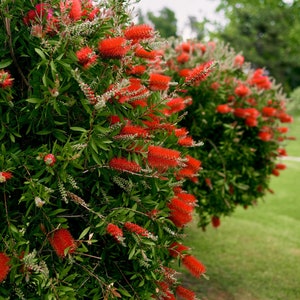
[180,119,300,300]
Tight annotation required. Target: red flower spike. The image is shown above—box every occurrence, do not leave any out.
[44,153,56,166]
[0,171,13,183]
[124,24,154,41]
[185,61,214,85]
[106,223,124,243]
[216,104,232,114]
[245,117,258,127]
[76,46,98,69]
[119,124,149,138]
[109,157,141,173]
[211,216,221,228]
[168,198,194,214]
[135,45,160,60]
[176,192,197,205]
[0,70,14,89]
[277,127,289,134]
[262,106,277,117]
[49,229,77,257]
[272,169,280,176]
[176,285,196,300]
[234,84,251,97]
[164,97,186,115]
[182,255,206,278]
[0,252,10,282]
[149,73,171,91]
[69,0,82,21]
[249,69,272,90]
[185,155,201,172]
[258,131,272,142]
[178,136,194,147]
[98,37,129,58]
[234,54,245,67]
[124,222,149,237]
[169,209,193,228]
[275,163,286,170]
[147,145,180,169]
[168,242,190,258]
[126,65,146,75]
[177,52,190,64]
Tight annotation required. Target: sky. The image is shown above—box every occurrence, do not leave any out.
[131,0,222,39]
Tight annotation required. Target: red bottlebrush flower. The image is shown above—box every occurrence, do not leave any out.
[176,192,197,206]
[149,73,171,91]
[185,155,201,173]
[258,131,272,142]
[169,209,193,228]
[124,222,149,237]
[168,198,194,214]
[277,148,287,156]
[164,97,186,115]
[109,157,141,173]
[177,42,193,53]
[174,128,189,138]
[262,106,277,117]
[245,116,258,127]
[179,69,192,78]
[277,127,289,134]
[44,153,56,166]
[272,169,280,176]
[275,163,286,170]
[176,285,196,300]
[205,177,213,189]
[277,112,293,123]
[182,255,206,278]
[185,61,214,85]
[168,242,190,258]
[126,64,146,75]
[249,69,272,90]
[246,108,260,118]
[147,145,180,169]
[234,84,251,97]
[69,0,82,21]
[211,216,221,228]
[178,136,194,147]
[124,24,154,41]
[234,54,244,67]
[161,290,176,300]
[177,52,190,64]
[106,223,124,243]
[119,124,149,138]
[98,37,129,58]
[49,228,77,257]
[76,46,98,68]
[0,70,13,88]
[0,252,10,283]
[135,45,160,60]
[234,108,247,118]
[210,82,220,90]
[0,171,13,183]
[216,104,232,114]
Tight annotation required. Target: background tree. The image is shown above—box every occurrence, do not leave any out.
[216,0,300,92]
[139,7,178,38]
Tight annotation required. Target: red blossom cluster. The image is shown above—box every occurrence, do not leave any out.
[49,228,77,257]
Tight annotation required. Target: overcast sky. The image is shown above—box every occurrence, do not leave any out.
[131,0,222,39]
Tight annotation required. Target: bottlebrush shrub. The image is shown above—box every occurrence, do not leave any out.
[164,40,293,228]
[0,0,206,298]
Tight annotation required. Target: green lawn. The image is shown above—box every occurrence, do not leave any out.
[180,119,300,300]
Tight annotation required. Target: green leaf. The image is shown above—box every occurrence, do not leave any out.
[35,48,47,60]
[0,59,12,68]
[78,227,90,240]
[70,127,87,133]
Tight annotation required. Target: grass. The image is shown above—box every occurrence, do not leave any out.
[179,118,300,300]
